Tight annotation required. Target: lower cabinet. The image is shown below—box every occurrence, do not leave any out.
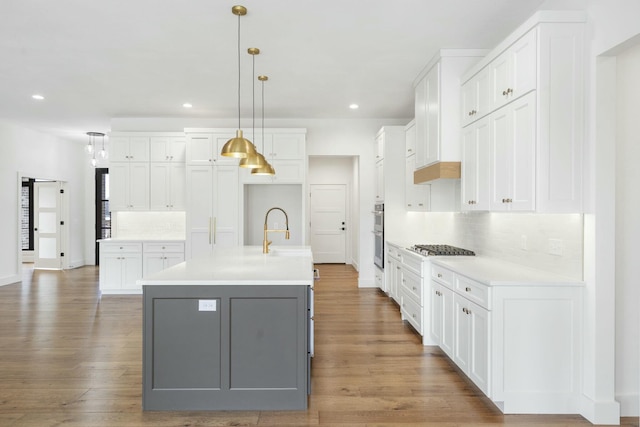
[100,240,185,294]
[430,261,583,414]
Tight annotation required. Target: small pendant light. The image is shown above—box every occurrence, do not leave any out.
[86,132,105,167]
[239,47,269,169]
[221,5,257,159]
[252,75,276,176]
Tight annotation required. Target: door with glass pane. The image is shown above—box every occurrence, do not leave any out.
[34,181,62,269]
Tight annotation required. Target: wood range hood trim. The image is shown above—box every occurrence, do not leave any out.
[413,161,461,184]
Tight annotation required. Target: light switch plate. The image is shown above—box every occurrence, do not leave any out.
[198,300,217,311]
[548,238,563,256]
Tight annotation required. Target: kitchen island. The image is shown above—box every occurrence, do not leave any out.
[138,246,314,411]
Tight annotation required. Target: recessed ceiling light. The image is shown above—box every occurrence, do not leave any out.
[183,103,193,108]
[349,103,359,110]
[32,94,45,100]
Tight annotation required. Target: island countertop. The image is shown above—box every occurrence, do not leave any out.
[138,245,314,286]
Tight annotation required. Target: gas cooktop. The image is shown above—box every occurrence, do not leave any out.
[407,244,476,257]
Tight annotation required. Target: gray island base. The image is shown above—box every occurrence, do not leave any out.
[140,246,313,411]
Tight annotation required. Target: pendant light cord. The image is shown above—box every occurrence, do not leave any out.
[252,53,255,140]
[261,79,265,153]
[237,13,241,130]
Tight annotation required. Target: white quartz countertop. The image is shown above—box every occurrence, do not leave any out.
[138,246,314,286]
[431,257,584,287]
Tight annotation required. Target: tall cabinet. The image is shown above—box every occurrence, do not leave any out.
[185,131,240,259]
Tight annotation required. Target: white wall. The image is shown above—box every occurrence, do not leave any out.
[243,184,303,246]
[308,156,355,265]
[614,42,640,417]
[0,121,87,285]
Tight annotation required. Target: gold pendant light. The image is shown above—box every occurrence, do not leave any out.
[239,47,268,169]
[252,75,276,176]
[221,5,257,158]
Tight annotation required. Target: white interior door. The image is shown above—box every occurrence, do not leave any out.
[34,181,62,269]
[310,184,346,263]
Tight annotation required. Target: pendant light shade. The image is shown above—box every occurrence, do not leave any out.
[221,5,257,158]
[86,131,105,167]
[252,75,275,176]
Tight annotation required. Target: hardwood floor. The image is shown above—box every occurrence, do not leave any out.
[0,264,636,426]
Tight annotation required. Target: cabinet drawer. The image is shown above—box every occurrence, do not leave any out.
[401,252,423,276]
[401,269,422,305]
[455,274,490,310]
[400,289,422,334]
[432,264,454,288]
[386,244,402,261]
[143,242,185,253]
[101,242,142,253]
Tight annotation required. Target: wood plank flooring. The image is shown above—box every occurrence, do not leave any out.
[0,263,636,426]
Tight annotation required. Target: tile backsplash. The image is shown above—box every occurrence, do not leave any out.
[423,212,584,280]
[113,211,186,240]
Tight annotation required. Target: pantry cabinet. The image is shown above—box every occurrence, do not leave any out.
[186,164,239,259]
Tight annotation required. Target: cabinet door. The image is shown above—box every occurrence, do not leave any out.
[164,252,185,269]
[462,117,490,211]
[169,163,186,210]
[169,137,186,163]
[213,165,239,248]
[414,76,427,167]
[461,77,478,127]
[186,134,214,166]
[453,293,471,373]
[406,155,429,211]
[149,163,171,210]
[509,92,536,211]
[375,161,384,202]
[128,162,150,211]
[128,137,150,162]
[109,137,131,162]
[100,253,123,290]
[489,106,511,211]
[186,166,214,259]
[405,121,416,157]
[468,301,490,395]
[122,252,143,290]
[109,163,129,211]
[490,50,511,111]
[424,63,440,167]
[440,286,455,358]
[212,133,241,165]
[375,133,384,162]
[271,133,304,160]
[150,137,171,162]
[143,253,166,277]
[430,283,443,345]
[511,29,537,100]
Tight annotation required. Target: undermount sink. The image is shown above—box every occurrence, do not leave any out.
[269,247,311,257]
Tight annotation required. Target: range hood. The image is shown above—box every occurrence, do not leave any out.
[414,161,461,184]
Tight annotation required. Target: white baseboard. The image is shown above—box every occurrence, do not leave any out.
[580,394,621,425]
[66,259,87,269]
[616,392,639,417]
[0,274,20,287]
[358,278,376,288]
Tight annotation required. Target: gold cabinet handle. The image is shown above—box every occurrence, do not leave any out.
[213,217,217,245]
[208,217,212,244]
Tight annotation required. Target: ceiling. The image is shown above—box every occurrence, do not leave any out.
[0,0,558,143]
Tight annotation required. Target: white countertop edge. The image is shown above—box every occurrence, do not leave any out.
[140,279,312,286]
[431,257,584,287]
[98,238,186,243]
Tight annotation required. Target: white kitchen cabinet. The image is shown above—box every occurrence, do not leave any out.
[430,258,584,414]
[142,242,185,277]
[375,131,385,162]
[414,51,486,170]
[489,29,536,112]
[405,119,416,157]
[109,136,150,162]
[268,133,305,160]
[375,160,384,202]
[186,164,239,259]
[489,91,536,211]
[461,116,491,211]
[461,13,585,213]
[374,266,385,293]
[430,282,454,358]
[186,132,238,166]
[453,293,490,395]
[109,162,150,211]
[385,244,402,302]
[99,242,143,294]
[149,163,186,211]
[150,136,186,163]
[405,155,429,211]
[461,67,490,127]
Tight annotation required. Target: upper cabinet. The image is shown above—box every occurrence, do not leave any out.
[413,50,487,172]
[110,136,150,162]
[150,136,186,163]
[460,11,586,213]
[185,132,238,166]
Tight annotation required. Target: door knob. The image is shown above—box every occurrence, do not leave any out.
[340,227,345,230]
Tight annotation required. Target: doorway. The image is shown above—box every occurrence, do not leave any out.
[95,168,110,265]
[33,180,65,269]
